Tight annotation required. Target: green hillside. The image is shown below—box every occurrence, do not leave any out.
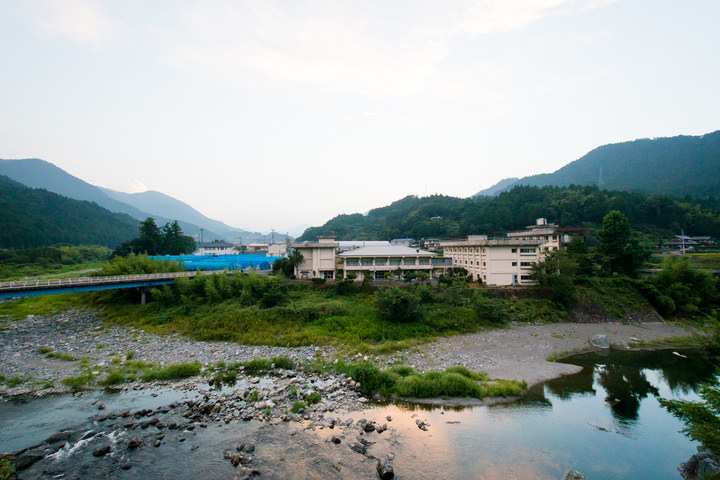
[0,174,138,248]
[297,185,720,241]
[479,131,720,198]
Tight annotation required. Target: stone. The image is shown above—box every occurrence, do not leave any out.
[92,445,111,457]
[128,437,143,449]
[349,442,367,455]
[45,431,73,444]
[590,334,610,349]
[377,456,395,479]
[562,470,586,480]
[14,450,45,470]
[331,436,341,444]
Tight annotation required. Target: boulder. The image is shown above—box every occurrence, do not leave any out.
[377,456,394,479]
[562,470,586,480]
[590,334,610,349]
[92,445,111,457]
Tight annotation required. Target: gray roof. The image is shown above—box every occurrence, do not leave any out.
[339,245,437,257]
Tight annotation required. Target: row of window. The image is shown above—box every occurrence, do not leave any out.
[345,258,431,267]
[446,247,538,254]
[456,260,534,268]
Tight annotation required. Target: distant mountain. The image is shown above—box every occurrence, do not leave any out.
[0,158,266,243]
[473,177,519,197]
[0,174,138,248]
[475,131,720,198]
[100,188,249,243]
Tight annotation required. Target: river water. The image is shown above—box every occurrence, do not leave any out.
[1,348,715,479]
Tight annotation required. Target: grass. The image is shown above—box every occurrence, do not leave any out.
[0,293,90,320]
[305,392,321,404]
[329,361,525,400]
[2,375,24,388]
[142,362,201,381]
[291,401,306,413]
[0,458,16,480]
[46,351,76,361]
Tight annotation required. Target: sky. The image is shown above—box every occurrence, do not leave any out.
[1,0,719,236]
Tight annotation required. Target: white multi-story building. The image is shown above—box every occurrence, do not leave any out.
[291,237,451,280]
[194,241,236,255]
[440,218,579,286]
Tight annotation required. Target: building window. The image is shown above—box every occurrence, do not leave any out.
[419,258,430,265]
[375,271,386,280]
[520,248,536,253]
[361,258,373,266]
[521,275,532,280]
[390,258,401,265]
[511,248,517,253]
[323,271,334,279]
[521,262,532,267]
[346,259,359,266]
[512,262,517,266]
[403,258,416,266]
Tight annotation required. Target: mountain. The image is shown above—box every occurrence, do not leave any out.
[297,186,720,242]
[0,174,138,248]
[475,131,720,198]
[473,177,520,197]
[100,188,249,243]
[0,158,264,243]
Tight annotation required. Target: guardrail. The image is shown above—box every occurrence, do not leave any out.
[0,270,218,292]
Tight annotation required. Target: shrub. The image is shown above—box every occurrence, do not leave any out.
[0,458,16,480]
[62,373,93,390]
[99,370,129,387]
[143,362,201,381]
[305,392,322,404]
[242,358,273,373]
[291,401,306,413]
[375,287,423,323]
[271,356,295,370]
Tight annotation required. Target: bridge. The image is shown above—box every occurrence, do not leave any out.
[0,271,218,303]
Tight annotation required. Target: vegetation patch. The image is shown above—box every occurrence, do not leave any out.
[142,362,201,381]
[329,361,525,400]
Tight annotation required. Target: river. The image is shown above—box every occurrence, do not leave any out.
[1,348,715,479]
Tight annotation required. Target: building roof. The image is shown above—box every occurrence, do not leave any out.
[391,238,415,242]
[440,237,543,247]
[197,241,235,248]
[339,246,437,257]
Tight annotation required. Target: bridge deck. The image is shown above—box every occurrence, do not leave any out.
[0,271,218,299]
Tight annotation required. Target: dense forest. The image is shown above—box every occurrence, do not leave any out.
[298,185,720,242]
[477,130,720,198]
[0,175,138,248]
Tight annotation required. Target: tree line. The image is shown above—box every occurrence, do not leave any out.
[112,218,196,256]
[297,185,720,242]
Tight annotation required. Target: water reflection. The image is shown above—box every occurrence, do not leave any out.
[533,348,716,422]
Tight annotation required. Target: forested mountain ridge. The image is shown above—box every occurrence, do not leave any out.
[0,174,138,248]
[475,131,720,198]
[0,158,253,242]
[297,185,720,242]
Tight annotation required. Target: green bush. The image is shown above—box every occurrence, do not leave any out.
[0,458,16,480]
[375,287,423,323]
[62,373,93,390]
[242,358,274,373]
[305,392,322,404]
[271,356,295,370]
[291,401,306,413]
[142,362,201,381]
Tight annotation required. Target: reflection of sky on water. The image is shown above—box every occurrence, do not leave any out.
[356,349,715,480]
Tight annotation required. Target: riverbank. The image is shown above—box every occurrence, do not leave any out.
[0,309,700,398]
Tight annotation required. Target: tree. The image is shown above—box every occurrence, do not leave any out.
[287,249,304,278]
[415,271,430,285]
[531,250,578,307]
[660,383,720,456]
[596,210,650,276]
[375,287,423,323]
[137,217,162,254]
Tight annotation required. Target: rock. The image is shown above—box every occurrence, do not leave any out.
[153,440,161,447]
[562,470,586,480]
[611,339,630,350]
[93,445,111,457]
[128,437,143,449]
[331,436,342,444]
[590,334,610,349]
[349,442,367,455]
[364,423,376,433]
[45,430,73,444]
[120,462,132,470]
[236,443,246,452]
[15,449,45,470]
[377,456,395,479]
[698,456,720,476]
[245,444,255,453]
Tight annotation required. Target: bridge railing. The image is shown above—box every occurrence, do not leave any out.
[0,270,217,291]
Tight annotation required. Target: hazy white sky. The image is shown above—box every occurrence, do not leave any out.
[1,0,718,234]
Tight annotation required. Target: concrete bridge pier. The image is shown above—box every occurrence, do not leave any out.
[139,287,151,305]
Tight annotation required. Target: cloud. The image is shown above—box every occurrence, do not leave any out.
[23,0,120,50]
[164,0,616,98]
[126,179,147,193]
